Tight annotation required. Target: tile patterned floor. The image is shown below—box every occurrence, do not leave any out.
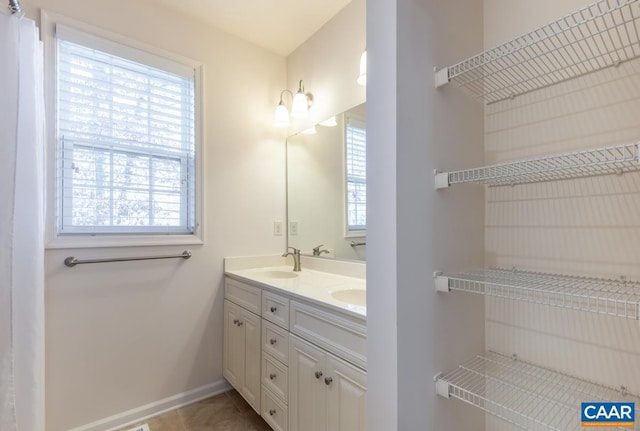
[116,390,271,431]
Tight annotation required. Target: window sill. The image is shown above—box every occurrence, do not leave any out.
[345,231,366,239]
[45,233,204,249]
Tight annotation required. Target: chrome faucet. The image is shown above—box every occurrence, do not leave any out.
[312,244,330,256]
[282,246,301,272]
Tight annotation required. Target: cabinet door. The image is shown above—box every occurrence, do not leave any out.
[289,335,327,431]
[241,307,261,413]
[223,299,245,391]
[326,353,367,431]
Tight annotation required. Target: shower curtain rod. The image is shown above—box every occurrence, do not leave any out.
[9,0,21,14]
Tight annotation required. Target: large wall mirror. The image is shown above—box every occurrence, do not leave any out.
[287,103,366,262]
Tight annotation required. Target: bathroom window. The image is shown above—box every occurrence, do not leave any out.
[48,21,203,246]
[345,116,366,235]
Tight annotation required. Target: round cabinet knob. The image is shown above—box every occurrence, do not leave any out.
[324,376,333,385]
[270,306,277,313]
[269,409,276,416]
[314,371,323,379]
[269,338,277,345]
[269,373,277,380]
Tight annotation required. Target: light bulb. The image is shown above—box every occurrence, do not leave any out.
[291,92,308,118]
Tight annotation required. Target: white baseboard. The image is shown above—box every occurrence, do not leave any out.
[68,379,231,431]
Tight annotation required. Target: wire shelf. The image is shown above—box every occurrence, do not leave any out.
[435,268,640,320]
[434,0,640,104]
[433,142,640,189]
[436,351,640,430]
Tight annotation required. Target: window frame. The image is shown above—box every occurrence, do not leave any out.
[42,11,204,248]
[344,113,366,238]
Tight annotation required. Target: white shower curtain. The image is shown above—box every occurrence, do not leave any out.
[0,9,45,431]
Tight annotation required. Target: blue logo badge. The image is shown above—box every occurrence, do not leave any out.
[581,402,635,428]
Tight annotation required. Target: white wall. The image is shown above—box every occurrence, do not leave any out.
[367,0,485,430]
[365,0,398,428]
[21,1,287,429]
[484,1,640,429]
[286,0,366,134]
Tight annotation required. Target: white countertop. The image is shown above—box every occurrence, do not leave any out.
[225,265,366,319]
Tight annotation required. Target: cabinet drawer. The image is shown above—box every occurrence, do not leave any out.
[261,387,288,431]
[262,319,289,365]
[290,300,366,370]
[225,277,261,315]
[262,352,288,403]
[262,290,290,329]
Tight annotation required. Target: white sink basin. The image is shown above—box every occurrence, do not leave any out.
[254,270,298,279]
[331,289,366,306]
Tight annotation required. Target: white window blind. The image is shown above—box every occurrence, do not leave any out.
[56,28,196,235]
[345,117,366,232]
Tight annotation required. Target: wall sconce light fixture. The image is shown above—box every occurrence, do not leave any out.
[357,50,367,86]
[275,80,314,128]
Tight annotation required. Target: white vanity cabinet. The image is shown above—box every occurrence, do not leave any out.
[288,298,367,431]
[260,290,290,431]
[223,272,366,431]
[223,279,262,413]
[289,334,366,431]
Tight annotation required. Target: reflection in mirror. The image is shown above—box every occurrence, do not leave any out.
[287,103,366,261]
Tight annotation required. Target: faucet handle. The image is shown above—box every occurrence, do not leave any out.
[312,244,330,256]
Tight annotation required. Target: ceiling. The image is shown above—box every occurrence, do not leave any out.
[150,0,353,56]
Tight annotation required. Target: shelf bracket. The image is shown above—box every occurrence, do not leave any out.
[434,170,450,190]
[434,272,450,292]
[434,67,450,88]
[434,373,450,398]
